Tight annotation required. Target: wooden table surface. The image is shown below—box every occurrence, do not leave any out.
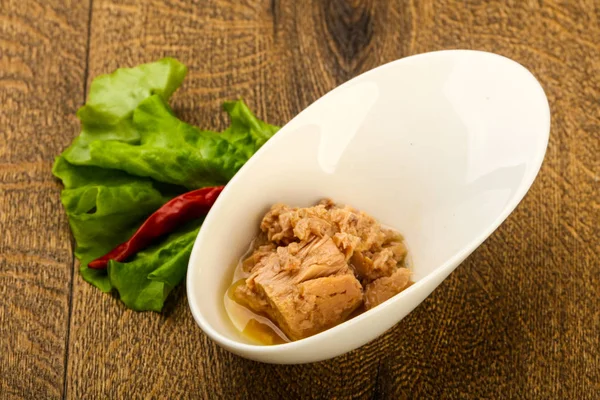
[1,0,599,398]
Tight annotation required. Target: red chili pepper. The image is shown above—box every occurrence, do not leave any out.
[88,185,224,270]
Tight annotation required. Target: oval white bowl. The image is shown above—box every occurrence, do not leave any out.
[187,50,550,364]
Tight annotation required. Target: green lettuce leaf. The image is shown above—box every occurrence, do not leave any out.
[66,94,277,189]
[64,57,188,165]
[53,57,279,311]
[53,157,173,292]
[107,220,202,312]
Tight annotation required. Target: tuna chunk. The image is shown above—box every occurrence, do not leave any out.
[260,202,336,245]
[260,203,296,244]
[260,202,392,254]
[241,243,276,272]
[234,237,363,340]
[294,274,363,338]
[351,246,406,281]
[364,267,411,310]
[231,199,412,341]
[332,232,361,260]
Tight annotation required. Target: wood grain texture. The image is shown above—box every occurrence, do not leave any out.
[1,0,598,398]
[0,0,90,398]
[66,1,600,399]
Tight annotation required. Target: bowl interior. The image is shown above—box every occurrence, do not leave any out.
[188,51,550,348]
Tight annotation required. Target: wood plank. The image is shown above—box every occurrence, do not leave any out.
[66,0,599,398]
[0,0,90,398]
[382,2,600,397]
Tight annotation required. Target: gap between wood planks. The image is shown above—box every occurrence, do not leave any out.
[61,1,94,398]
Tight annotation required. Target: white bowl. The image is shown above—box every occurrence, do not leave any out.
[187,50,550,364]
